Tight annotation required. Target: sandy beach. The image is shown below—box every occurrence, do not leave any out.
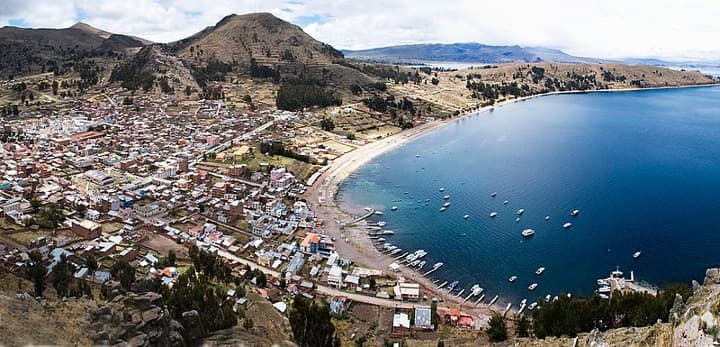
[302,83,720,321]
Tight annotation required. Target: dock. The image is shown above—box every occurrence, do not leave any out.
[488,295,499,306]
[503,303,513,316]
[437,281,448,289]
[353,209,376,223]
[395,252,409,260]
[456,289,465,297]
[475,294,485,306]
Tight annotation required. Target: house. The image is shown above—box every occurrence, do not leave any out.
[414,307,434,330]
[327,265,343,288]
[393,312,411,330]
[344,275,360,291]
[393,282,420,301]
[300,232,330,255]
[71,219,102,238]
[285,252,305,277]
[118,247,138,262]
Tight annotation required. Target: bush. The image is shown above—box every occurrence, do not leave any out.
[276,79,341,111]
[487,313,507,341]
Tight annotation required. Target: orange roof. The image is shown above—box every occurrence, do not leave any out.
[448,309,461,317]
[300,233,320,247]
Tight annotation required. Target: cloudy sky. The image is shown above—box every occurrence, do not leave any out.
[2,0,719,61]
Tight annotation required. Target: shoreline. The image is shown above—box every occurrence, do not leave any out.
[303,82,719,319]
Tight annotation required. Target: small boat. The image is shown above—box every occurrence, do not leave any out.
[515,217,521,223]
[382,230,395,235]
[598,286,611,294]
[490,212,498,218]
[377,221,387,227]
[439,188,445,192]
[571,209,580,216]
[374,211,384,215]
[536,267,546,275]
[633,251,641,259]
[463,215,470,220]
[416,154,420,158]
[364,207,372,211]
[528,283,538,291]
[563,222,572,229]
[552,296,559,302]
[504,200,509,205]
[597,279,609,286]
[460,233,468,237]
[470,284,483,296]
[391,206,398,211]
[418,260,426,269]
[545,216,550,221]
[516,208,525,216]
[508,276,518,283]
[447,280,459,291]
[444,195,450,200]
[491,192,497,198]
[443,202,451,207]
[599,293,610,299]
[424,199,430,202]
[439,207,446,212]
[544,294,551,302]
[520,298,527,305]
[521,229,535,237]
[528,302,538,311]
[433,262,444,269]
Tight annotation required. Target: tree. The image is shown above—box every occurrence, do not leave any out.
[75,204,87,217]
[431,77,440,85]
[30,198,41,212]
[51,254,74,297]
[320,117,335,131]
[86,255,98,275]
[52,80,58,95]
[25,251,47,297]
[487,313,508,342]
[110,260,136,290]
[167,250,176,267]
[516,315,530,337]
[35,203,65,229]
[289,296,340,347]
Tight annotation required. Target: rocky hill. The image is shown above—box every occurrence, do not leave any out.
[109,45,200,93]
[0,22,149,79]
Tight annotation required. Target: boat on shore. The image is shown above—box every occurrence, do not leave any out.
[522,229,535,237]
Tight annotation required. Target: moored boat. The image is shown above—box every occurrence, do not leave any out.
[563,222,572,229]
[522,229,535,237]
[633,251,641,259]
[536,267,546,275]
[528,283,538,291]
[508,275,518,283]
[490,212,498,218]
[516,208,525,216]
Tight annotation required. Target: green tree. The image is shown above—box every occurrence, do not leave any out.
[85,255,98,275]
[35,203,65,229]
[30,198,41,212]
[488,313,508,341]
[320,117,335,131]
[25,251,47,297]
[516,315,530,337]
[110,260,136,290]
[289,296,340,347]
[51,254,74,297]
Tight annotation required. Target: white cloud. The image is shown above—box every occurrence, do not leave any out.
[2,0,720,61]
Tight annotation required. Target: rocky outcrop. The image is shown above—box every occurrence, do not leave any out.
[91,291,185,347]
[671,268,720,346]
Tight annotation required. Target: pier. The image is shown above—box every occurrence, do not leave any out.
[353,209,376,223]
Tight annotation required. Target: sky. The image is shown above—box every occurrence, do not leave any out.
[1,0,719,62]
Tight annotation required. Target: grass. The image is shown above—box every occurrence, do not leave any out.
[0,218,22,230]
[6,230,52,246]
[246,152,319,182]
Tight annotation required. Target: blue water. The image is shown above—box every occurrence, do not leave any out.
[338,86,720,305]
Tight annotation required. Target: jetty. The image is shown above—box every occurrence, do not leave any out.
[437,281,449,289]
[503,303,513,316]
[475,294,486,306]
[423,263,444,276]
[353,209,376,223]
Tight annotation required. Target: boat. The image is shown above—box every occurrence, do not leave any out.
[544,294,551,303]
[597,279,609,286]
[563,222,572,229]
[490,212,498,218]
[516,208,525,216]
[515,217,521,223]
[443,202,451,207]
[439,188,445,192]
[528,283,538,291]
[409,260,420,267]
[377,221,387,227]
[571,209,580,216]
[598,286,611,294]
[439,207,446,212]
[391,206,398,211]
[536,267,546,275]
[552,296,559,302]
[470,284,483,296]
[433,262,444,269]
[425,199,431,202]
[418,260,426,269]
[364,207,372,211]
[377,238,385,242]
[508,276,518,283]
[504,200,509,205]
[382,230,395,235]
[463,215,470,220]
[611,266,624,279]
[447,281,459,291]
[444,195,450,200]
[416,154,420,158]
[521,229,535,237]
[520,298,527,305]
[528,302,538,311]
[599,294,610,299]
[488,295,499,306]
[504,302,512,313]
[491,192,497,197]
[374,211,384,215]
[633,251,642,259]
[545,216,550,221]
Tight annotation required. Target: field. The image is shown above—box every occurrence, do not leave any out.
[140,233,189,260]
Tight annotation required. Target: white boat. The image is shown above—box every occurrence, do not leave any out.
[633,251,641,259]
[433,262,444,269]
[416,154,420,158]
[463,215,470,220]
[377,221,387,227]
[504,200,509,205]
[563,222,572,229]
[491,192,497,197]
[545,216,550,221]
[520,298,527,305]
[439,207,446,212]
[598,286,611,294]
[508,275,518,283]
[528,302,538,311]
[444,195,451,200]
[418,260,426,269]
[470,284,483,296]
[443,202,451,207]
[364,207,372,211]
[374,211,384,215]
[490,212,498,218]
[599,293,610,299]
[515,217,521,223]
[552,296,559,302]
[382,230,395,235]
[544,294,551,302]
[536,267,546,275]
[391,206,398,211]
[521,229,535,237]
[528,283,538,291]
[439,188,445,192]
[409,260,420,267]
[516,208,525,216]
[597,279,609,286]
[571,209,580,216]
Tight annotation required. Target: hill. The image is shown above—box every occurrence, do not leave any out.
[0,22,150,79]
[343,42,606,64]
[109,45,200,93]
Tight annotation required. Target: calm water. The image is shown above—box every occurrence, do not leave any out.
[338,86,720,305]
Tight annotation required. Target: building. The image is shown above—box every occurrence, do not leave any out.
[327,265,343,288]
[84,170,114,186]
[269,168,295,190]
[71,219,102,238]
[133,200,167,218]
[233,145,251,161]
[414,307,434,330]
[285,252,305,277]
[393,282,420,301]
[177,157,189,173]
[300,232,330,255]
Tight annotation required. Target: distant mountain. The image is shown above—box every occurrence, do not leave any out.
[343,43,608,64]
[0,22,151,78]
